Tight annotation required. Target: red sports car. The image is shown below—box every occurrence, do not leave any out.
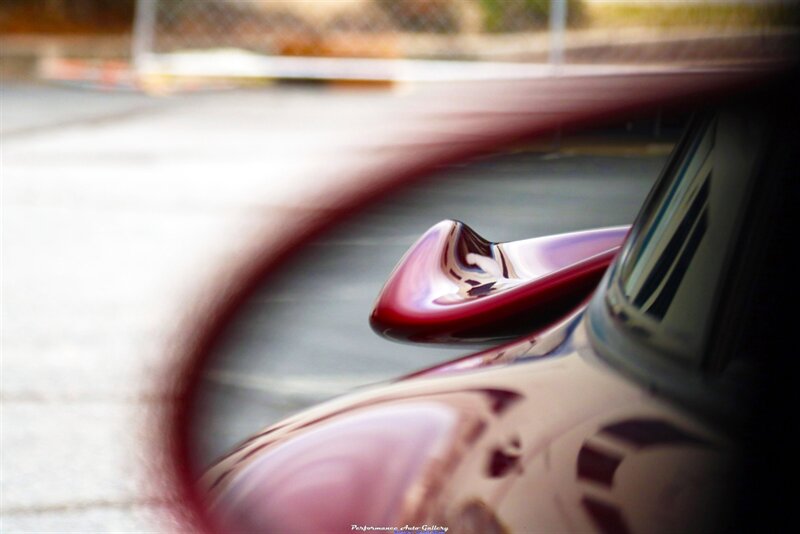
[162,67,797,534]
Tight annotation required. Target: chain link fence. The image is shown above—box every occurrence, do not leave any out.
[132,0,799,81]
[139,0,584,61]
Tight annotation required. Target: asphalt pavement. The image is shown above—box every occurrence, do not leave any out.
[3,81,425,532]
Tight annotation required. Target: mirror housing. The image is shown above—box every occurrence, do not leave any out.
[371,220,628,343]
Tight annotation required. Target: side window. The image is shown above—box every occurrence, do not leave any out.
[622,116,715,319]
[611,107,766,367]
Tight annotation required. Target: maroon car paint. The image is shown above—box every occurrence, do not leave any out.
[202,317,736,534]
[370,220,628,343]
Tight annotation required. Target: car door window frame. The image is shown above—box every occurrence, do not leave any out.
[586,100,774,431]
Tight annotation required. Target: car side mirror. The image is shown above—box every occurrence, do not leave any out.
[371,220,628,344]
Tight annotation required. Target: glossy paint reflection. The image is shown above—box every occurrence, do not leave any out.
[401,299,586,378]
[208,403,458,532]
[371,220,628,343]
[201,315,737,534]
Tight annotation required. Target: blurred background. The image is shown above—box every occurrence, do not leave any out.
[2,1,798,532]
[2,0,798,87]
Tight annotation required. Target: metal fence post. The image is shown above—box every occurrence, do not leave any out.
[550,0,567,71]
[132,0,156,73]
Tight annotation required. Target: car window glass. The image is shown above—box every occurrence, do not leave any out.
[616,107,766,367]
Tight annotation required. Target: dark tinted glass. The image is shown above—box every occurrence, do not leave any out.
[613,107,767,366]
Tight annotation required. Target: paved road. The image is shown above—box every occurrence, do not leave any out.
[1,83,162,136]
[1,81,670,532]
